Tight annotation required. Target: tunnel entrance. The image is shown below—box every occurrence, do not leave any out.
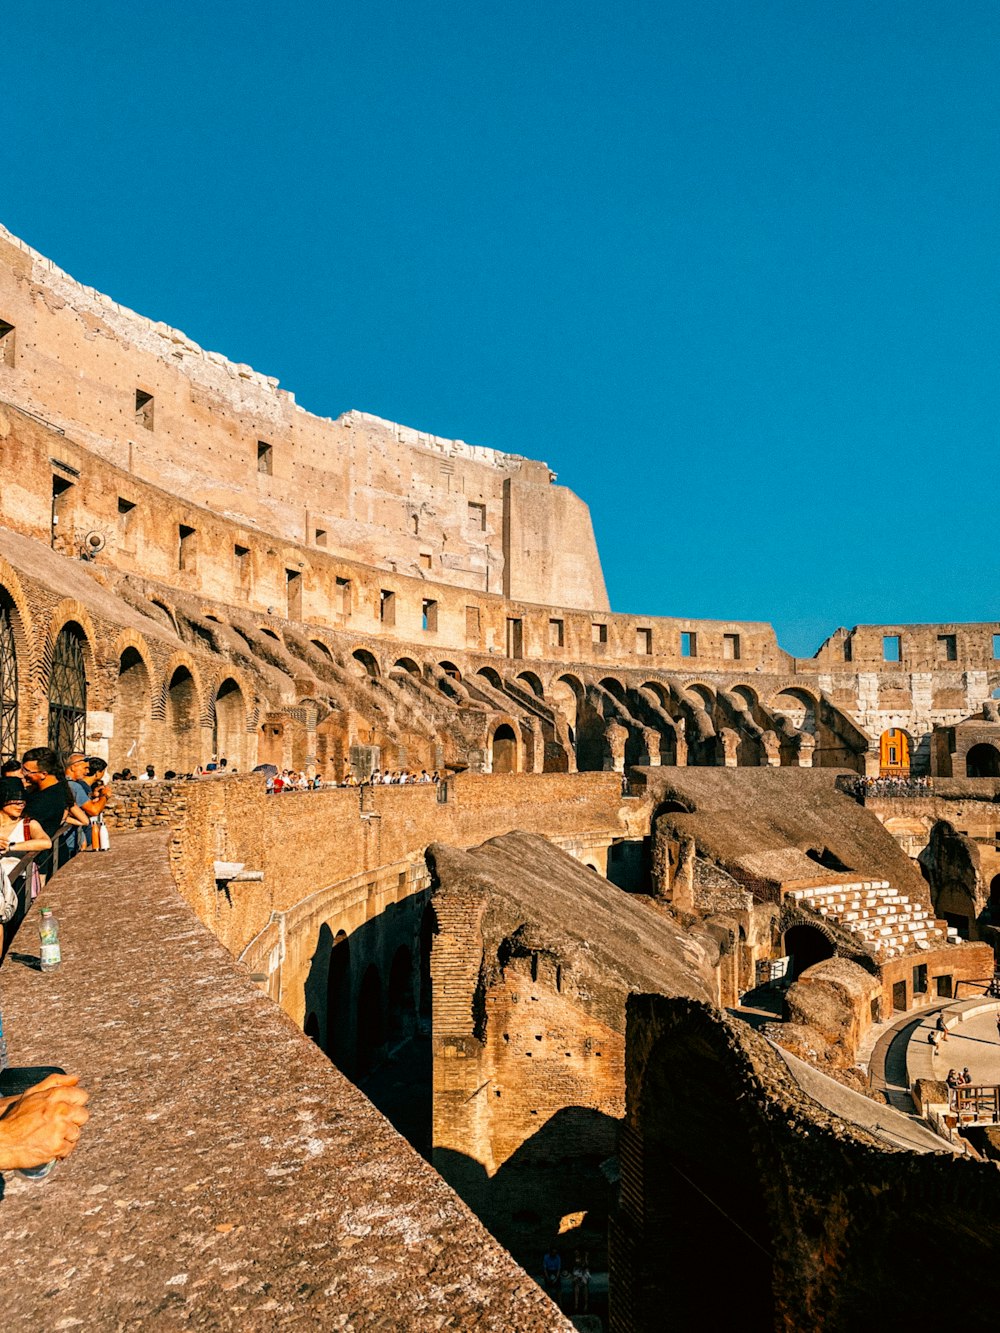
[783,923,835,979]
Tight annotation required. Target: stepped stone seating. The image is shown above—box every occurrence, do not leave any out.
[786,880,949,960]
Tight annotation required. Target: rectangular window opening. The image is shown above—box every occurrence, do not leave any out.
[314,528,327,547]
[681,631,697,658]
[135,389,154,430]
[336,576,351,616]
[422,599,438,633]
[468,501,486,531]
[937,634,957,661]
[286,568,302,619]
[883,634,901,663]
[592,623,608,647]
[380,589,396,626]
[912,964,928,995]
[257,440,273,475]
[993,634,1000,661]
[636,628,652,656]
[419,551,432,570]
[234,543,250,579]
[117,496,136,516]
[507,617,524,659]
[549,618,565,649]
[466,605,481,639]
[843,636,853,662]
[723,632,741,661]
[178,523,196,571]
[0,318,15,367]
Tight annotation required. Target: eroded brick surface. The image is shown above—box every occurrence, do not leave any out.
[0,830,569,1331]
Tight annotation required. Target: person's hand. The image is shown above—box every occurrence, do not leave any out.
[0,835,9,853]
[0,1073,90,1170]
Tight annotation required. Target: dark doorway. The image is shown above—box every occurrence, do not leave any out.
[892,980,907,1012]
[967,744,1000,777]
[783,924,835,979]
[492,724,518,773]
[48,623,87,755]
[387,946,414,1045]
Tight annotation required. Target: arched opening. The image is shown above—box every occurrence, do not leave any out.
[392,657,421,677]
[879,727,911,776]
[732,684,759,712]
[48,623,88,756]
[387,946,415,1045]
[783,923,835,979]
[599,677,626,701]
[0,590,20,762]
[629,1028,774,1328]
[213,677,247,770]
[640,680,671,709]
[476,666,503,691]
[551,674,584,737]
[149,598,178,633]
[770,688,817,734]
[439,661,462,681]
[356,964,383,1076]
[351,649,380,680]
[687,684,715,714]
[325,931,351,1070]
[516,671,544,698]
[989,876,1000,919]
[311,639,333,660]
[258,627,281,642]
[166,666,200,773]
[112,646,152,773]
[491,723,518,774]
[967,744,1000,778]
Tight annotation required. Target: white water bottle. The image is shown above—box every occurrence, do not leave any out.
[39,908,61,972]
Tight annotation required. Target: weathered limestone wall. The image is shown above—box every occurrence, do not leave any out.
[0,223,608,611]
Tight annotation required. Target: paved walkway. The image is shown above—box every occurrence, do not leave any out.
[932,1009,1000,1085]
[0,831,569,1331]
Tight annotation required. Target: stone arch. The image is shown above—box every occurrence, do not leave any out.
[311,638,333,660]
[515,670,544,698]
[326,930,352,1071]
[257,625,282,643]
[0,572,34,761]
[550,674,584,736]
[967,743,1000,778]
[438,661,462,682]
[685,683,716,713]
[732,684,760,712]
[476,666,503,691]
[356,963,383,1076]
[489,721,520,774]
[211,676,249,771]
[111,639,154,773]
[148,597,179,634]
[783,922,836,979]
[599,676,626,701]
[391,657,421,677]
[46,619,91,757]
[769,687,818,734]
[351,648,380,680]
[164,660,204,773]
[640,680,671,710]
[387,945,415,1044]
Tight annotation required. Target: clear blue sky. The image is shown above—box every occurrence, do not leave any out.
[5,2,999,655]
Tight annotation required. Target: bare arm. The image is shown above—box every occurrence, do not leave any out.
[0,817,52,855]
[0,1073,90,1171]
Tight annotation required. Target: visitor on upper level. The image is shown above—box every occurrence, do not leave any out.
[21,749,87,873]
[65,753,96,855]
[137,765,155,781]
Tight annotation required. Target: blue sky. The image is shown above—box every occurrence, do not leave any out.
[4,2,999,655]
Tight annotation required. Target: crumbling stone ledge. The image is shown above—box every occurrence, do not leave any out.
[0,830,569,1331]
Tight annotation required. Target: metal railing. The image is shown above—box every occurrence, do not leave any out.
[1,825,73,964]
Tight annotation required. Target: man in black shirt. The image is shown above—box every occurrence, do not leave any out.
[21,748,87,874]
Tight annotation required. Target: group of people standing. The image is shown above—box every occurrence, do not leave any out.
[0,747,110,881]
[542,1245,592,1314]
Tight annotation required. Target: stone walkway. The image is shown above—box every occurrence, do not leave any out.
[931,1009,1000,1086]
[0,831,569,1330]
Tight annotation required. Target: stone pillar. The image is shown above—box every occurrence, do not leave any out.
[605,720,628,773]
[760,730,781,766]
[720,727,739,767]
[796,733,816,768]
[642,726,661,767]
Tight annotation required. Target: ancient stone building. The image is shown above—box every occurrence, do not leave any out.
[4,223,1000,1328]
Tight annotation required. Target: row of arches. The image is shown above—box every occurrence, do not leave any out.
[0,577,255,773]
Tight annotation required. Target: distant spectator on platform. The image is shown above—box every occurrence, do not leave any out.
[137,765,155,782]
[947,1068,960,1090]
[936,1012,949,1042]
[542,1245,562,1299]
[961,1066,973,1085]
[65,752,96,854]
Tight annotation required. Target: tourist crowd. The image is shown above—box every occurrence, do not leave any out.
[843,774,932,802]
[265,767,442,793]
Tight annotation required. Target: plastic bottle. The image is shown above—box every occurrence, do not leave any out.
[39,908,61,972]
